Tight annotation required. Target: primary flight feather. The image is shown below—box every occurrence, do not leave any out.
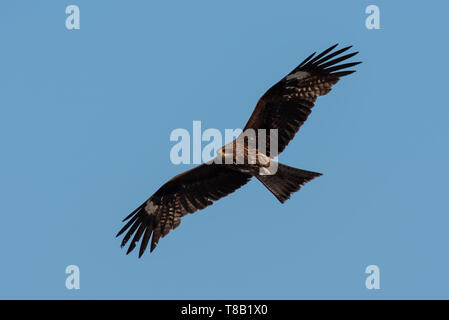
[116,44,361,257]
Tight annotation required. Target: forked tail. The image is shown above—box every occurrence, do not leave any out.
[256,163,322,203]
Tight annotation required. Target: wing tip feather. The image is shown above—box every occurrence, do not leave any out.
[299,44,361,75]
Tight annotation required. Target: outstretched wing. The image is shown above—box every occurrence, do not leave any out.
[243,44,361,156]
[116,163,251,257]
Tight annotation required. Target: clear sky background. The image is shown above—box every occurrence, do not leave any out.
[1,1,448,299]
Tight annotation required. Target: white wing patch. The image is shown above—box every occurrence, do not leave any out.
[285,71,310,81]
[145,200,159,215]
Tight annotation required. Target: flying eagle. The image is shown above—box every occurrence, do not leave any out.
[117,44,361,257]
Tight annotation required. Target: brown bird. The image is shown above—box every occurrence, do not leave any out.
[117,44,361,257]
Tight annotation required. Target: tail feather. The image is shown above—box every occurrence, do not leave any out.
[256,163,322,203]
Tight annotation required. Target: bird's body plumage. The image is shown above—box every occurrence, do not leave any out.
[117,44,361,257]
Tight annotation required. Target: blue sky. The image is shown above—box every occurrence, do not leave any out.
[1,1,448,299]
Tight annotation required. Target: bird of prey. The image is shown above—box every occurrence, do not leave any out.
[117,44,361,257]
